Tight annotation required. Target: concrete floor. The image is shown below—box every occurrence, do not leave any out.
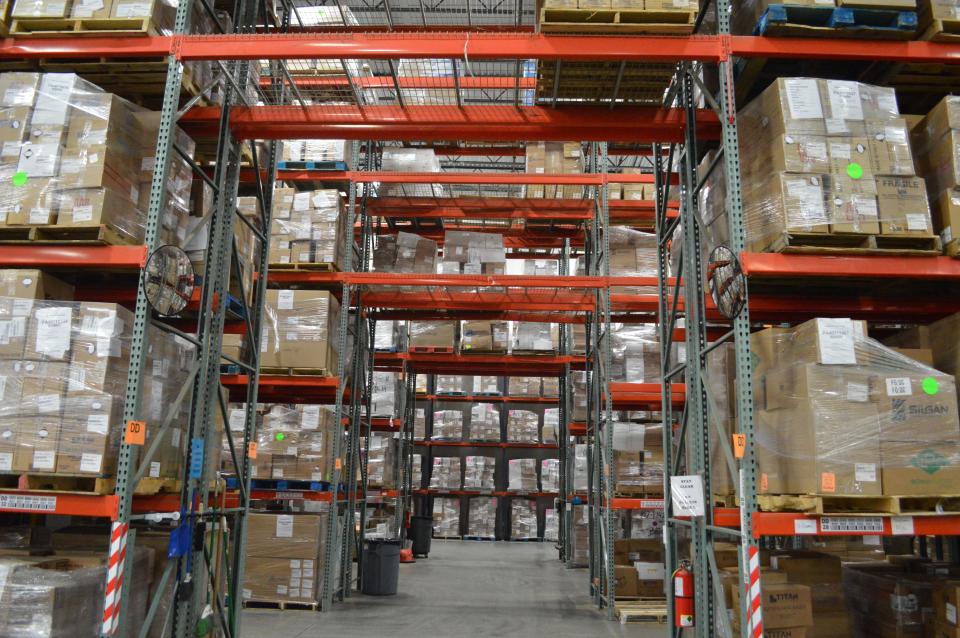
[241,540,663,637]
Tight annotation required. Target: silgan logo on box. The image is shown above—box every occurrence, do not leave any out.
[891,399,952,423]
[910,449,947,476]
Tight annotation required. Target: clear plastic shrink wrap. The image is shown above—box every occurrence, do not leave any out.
[408,320,456,350]
[431,403,465,441]
[610,323,662,383]
[252,403,334,482]
[411,453,422,488]
[612,422,664,496]
[606,227,659,295]
[267,189,345,268]
[511,500,538,540]
[542,408,559,444]
[370,372,399,417]
[737,78,929,253]
[541,458,560,492]
[414,406,427,440]
[435,374,468,394]
[373,232,437,274]
[280,139,352,166]
[511,322,558,353]
[752,317,960,497]
[365,434,396,488]
[468,403,501,442]
[507,409,540,443]
[261,290,340,371]
[380,148,446,197]
[574,443,589,491]
[508,458,538,491]
[463,455,496,490]
[544,508,559,541]
[429,456,461,490]
[509,376,541,397]
[442,230,506,276]
[467,496,497,538]
[432,497,461,537]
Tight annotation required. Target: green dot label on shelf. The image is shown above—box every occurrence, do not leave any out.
[11,172,27,187]
[846,163,863,180]
[275,432,285,441]
[922,377,939,395]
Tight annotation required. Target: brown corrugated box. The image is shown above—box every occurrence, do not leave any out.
[246,512,323,559]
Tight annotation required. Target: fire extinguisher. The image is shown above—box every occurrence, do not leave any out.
[673,561,695,628]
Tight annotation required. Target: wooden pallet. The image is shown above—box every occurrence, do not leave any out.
[540,7,696,33]
[10,15,160,36]
[460,349,509,356]
[512,349,560,356]
[268,262,339,272]
[615,599,668,624]
[242,599,318,611]
[0,224,137,246]
[0,473,180,495]
[259,367,330,377]
[408,347,455,354]
[432,535,463,540]
[764,231,942,255]
[754,4,917,38]
[758,493,960,515]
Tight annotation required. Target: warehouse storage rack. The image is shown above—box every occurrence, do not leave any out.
[4,19,960,638]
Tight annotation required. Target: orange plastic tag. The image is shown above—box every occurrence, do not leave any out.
[732,434,746,459]
[335,458,342,471]
[247,442,258,459]
[124,420,146,446]
[821,472,836,493]
[760,473,768,491]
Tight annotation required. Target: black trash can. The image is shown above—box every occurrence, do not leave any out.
[361,539,401,596]
[410,515,432,557]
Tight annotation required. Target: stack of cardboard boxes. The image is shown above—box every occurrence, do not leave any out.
[0,273,193,479]
[468,403,501,442]
[409,320,457,350]
[370,372,399,417]
[524,142,584,199]
[570,504,589,566]
[268,189,345,268]
[544,508,559,542]
[0,73,196,246]
[543,408,559,443]
[510,500,538,539]
[613,539,665,599]
[467,496,497,538]
[429,456,461,489]
[463,455,496,490]
[612,422,664,497]
[507,458,538,491]
[912,96,960,255]
[242,512,327,605]
[280,140,352,167]
[440,230,506,275]
[249,403,334,482]
[611,323,661,383]
[460,320,509,353]
[506,409,540,443]
[753,317,960,497]
[261,290,340,373]
[366,434,396,488]
[541,458,559,491]
[511,322,559,353]
[739,78,933,252]
[843,560,942,637]
[380,148,445,197]
[432,405,464,440]
[373,232,437,274]
[432,497,461,537]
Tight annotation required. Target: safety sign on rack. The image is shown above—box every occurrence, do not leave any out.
[670,475,705,517]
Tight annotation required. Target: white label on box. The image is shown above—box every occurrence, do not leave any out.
[635,562,665,580]
[276,514,294,538]
[229,409,245,431]
[279,255,290,264]
[885,377,912,396]
[825,117,849,135]
[87,414,109,435]
[285,446,297,455]
[80,453,102,473]
[829,141,851,160]
[293,192,311,211]
[876,91,898,116]
[141,156,156,172]
[242,589,252,600]
[68,366,85,392]
[277,290,295,310]
[947,602,958,625]
[784,78,823,120]
[0,453,11,472]
[32,450,54,470]
[3,88,33,107]
[35,306,71,358]
[943,226,954,245]
[38,393,60,413]
[816,318,856,365]
[855,463,877,482]
[794,519,818,535]
[290,559,300,568]
[826,80,864,121]
[149,461,161,478]
[276,585,288,595]
[12,298,33,317]
[115,0,152,16]
[301,405,320,429]
[1,141,21,157]
[171,429,180,448]
[890,516,915,535]
[260,333,268,353]
[29,208,51,225]
[863,535,882,546]
[0,376,5,401]
[33,75,74,124]
[670,475,705,517]
[68,203,94,222]
[291,568,302,579]
[855,198,878,218]
[847,382,869,402]
[18,142,59,177]
[906,213,928,231]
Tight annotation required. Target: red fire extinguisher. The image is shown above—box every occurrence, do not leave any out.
[673,561,695,628]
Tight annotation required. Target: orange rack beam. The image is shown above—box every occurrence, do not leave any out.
[0,490,119,519]
[0,245,147,269]
[414,441,559,449]
[375,352,586,376]
[220,374,340,404]
[751,512,960,537]
[417,394,559,404]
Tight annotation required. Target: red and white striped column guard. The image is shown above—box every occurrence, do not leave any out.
[102,521,129,635]
[746,544,763,638]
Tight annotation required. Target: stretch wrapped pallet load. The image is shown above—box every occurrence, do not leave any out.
[508,458,538,491]
[469,375,501,395]
[544,508,559,542]
[408,321,456,350]
[223,402,269,478]
[280,139,352,167]
[542,408,559,444]
[432,497,461,537]
[574,443,589,491]
[509,376,542,397]
[366,434,396,488]
[268,189,345,268]
[463,455,496,490]
[612,422,664,497]
[468,403,501,442]
[0,293,194,479]
[251,403,334,481]
[261,290,340,372]
[572,371,588,420]
[370,371,399,417]
[753,317,960,497]
[0,73,198,246]
[243,512,328,605]
[541,377,560,397]
[435,374,467,394]
[511,322,559,353]
[460,320,509,353]
[411,453,422,489]
[380,148,446,198]
[442,230,506,276]
[511,500,538,540]
[541,458,560,492]
[414,406,427,440]
[507,258,559,277]
[468,496,497,539]
[432,404,465,441]
[738,78,932,252]
[507,409,540,443]
[605,227,659,295]
[843,561,945,637]
[429,456,461,490]
[570,504,589,566]
[611,323,662,383]
[629,509,664,539]
[913,96,960,254]
[524,142,584,199]
[373,319,402,352]
[373,232,438,274]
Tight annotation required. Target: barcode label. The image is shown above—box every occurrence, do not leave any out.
[819,516,884,533]
[0,494,56,511]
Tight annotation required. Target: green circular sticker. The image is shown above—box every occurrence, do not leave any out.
[847,163,863,180]
[275,432,285,441]
[11,172,27,187]
[922,377,939,395]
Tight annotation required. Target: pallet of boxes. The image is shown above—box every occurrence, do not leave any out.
[912,95,960,256]
[731,0,919,39]
[538,0,695,35]
[260,289,340,376]
[613,538,668,623]
[268,188,346,271]
[739,78,940,255]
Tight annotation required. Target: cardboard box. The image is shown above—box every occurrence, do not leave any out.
[12,0,70,18]
[614,565,639,597]
[866,119,915,176]
[261,290,339,370]
[732,583,814,630]
[57,394,120,474]
[56,188,141,239]
[246,512,323,559]
[409,321,456,349]
[936,621,960,638]
[14,417,59,472]
[71,0,112,18]
[460,320,509,353]
[876,176,933,236]
[221,333,244,362]
[243,556,318,603]
[934,581,960,628]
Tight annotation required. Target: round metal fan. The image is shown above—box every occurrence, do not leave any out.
[707,245,746,320]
